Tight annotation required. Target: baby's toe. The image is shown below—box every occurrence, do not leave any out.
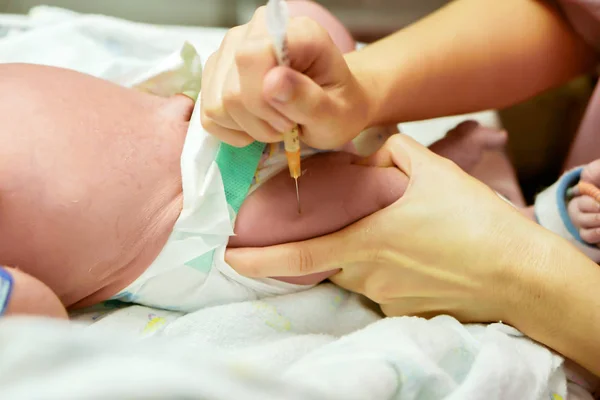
[579,227,600,245]
[580,159,600,186]
[574,195,600,213]
[568,196,600,245]
[573,211,600,229]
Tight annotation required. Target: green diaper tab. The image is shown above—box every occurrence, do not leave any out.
[216,141,266,214]
[186,142,265,272]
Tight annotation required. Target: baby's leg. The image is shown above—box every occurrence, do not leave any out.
[428,120,507,173]
[429,120,525,207]
[230,151,408,284]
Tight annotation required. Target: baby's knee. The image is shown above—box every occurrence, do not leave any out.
[287,0,355,53]
[0,267,67,319]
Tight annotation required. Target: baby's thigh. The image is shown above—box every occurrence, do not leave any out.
[230,152,408,249]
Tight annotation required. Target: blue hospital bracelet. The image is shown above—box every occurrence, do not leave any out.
[0,267,13,316]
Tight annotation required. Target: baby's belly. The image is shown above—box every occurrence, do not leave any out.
[0,64,191,307]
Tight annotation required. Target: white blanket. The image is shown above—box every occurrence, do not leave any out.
[4,284,566,400]
[0,7,567,400]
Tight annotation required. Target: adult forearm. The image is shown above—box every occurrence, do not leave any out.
[346,0,597,126]
[514,234,600,376]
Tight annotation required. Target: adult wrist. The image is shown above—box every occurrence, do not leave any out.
[344,50,385,130]
[506,229,600,374]
[482,222,553,327]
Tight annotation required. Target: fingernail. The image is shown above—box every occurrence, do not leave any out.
[0,267,14,316]
[271,78,293,103]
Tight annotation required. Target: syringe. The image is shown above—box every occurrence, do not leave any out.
[266,0,302,214]
[283,125,302,213]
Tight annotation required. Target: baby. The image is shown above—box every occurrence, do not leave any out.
[0,2,507,318]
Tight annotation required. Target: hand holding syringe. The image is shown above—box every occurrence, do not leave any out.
[266,0,302,214]
[200,1,368,165]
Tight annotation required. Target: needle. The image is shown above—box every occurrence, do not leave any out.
[294,177,301,214]
[284,126,302,214]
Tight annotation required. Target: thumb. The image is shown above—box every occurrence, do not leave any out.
[263,67,349,149]
[357,134,442,178]
[225,230,351,278]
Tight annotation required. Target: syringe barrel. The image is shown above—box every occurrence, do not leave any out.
[283,124,301,179]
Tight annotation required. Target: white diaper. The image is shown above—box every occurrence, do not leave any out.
[111,44,311,312]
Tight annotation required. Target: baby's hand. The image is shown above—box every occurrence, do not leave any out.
[568,160,600,246]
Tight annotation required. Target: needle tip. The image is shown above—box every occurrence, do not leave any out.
[294,177,301,214]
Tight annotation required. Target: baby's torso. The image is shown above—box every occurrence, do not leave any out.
[0,64,191,307]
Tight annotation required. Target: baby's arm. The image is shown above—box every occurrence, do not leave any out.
[0,267,68,319]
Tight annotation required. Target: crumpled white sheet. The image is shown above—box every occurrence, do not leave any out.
[0,6,567,400]
[4,285,567,400]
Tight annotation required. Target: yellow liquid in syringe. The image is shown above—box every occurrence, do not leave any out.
[283,124,301,213]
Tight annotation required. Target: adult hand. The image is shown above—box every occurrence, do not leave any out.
[200,5,372,149]
[225,134,554,323]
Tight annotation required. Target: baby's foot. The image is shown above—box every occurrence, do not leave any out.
[428,120,507,173]
[568,160,600,247]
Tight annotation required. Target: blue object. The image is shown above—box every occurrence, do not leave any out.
[0,267,14,316]
[554,168,598,247]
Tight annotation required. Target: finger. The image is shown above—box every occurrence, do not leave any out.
[200,112,253,147]
[201,75,246,134]
[234,35,296,134]
[263,67,347,148]
[200,29,246,132]
[285,16,347,85]
[356,134,444,178]
[223,63,283,143]
[225,231,353,278]
[574,195,600,213]
[579,227,600,244]
[263,67,331,123]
